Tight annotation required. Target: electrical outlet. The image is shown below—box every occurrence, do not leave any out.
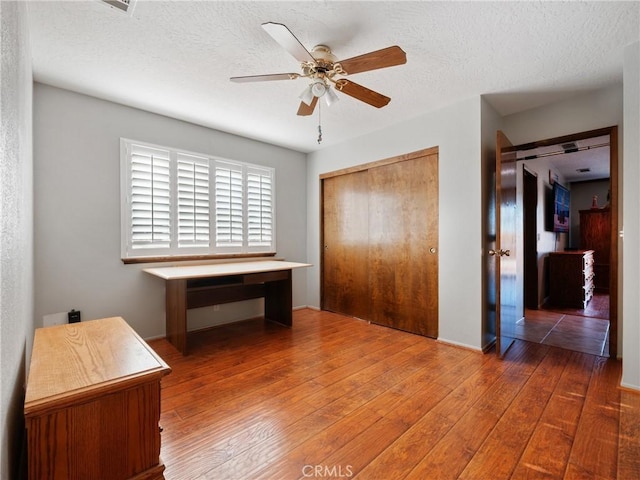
[43,312,67,328]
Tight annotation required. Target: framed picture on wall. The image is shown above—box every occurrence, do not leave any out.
[553,182,570,233]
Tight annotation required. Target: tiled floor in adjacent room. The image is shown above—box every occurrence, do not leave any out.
[517,294,610,357]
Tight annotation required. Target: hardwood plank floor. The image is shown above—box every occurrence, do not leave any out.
[147,309,640,480]
[545,292,610,320]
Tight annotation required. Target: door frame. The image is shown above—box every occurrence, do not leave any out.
[515,126,619,357]
[523,166,539,309]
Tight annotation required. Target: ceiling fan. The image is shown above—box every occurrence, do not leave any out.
[230,22,407,116]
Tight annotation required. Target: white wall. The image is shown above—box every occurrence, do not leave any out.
[503,85,623,145]
[33,84,307,339]
[0,1,34,477]
[307,97,485,350]
[622,41,640,390]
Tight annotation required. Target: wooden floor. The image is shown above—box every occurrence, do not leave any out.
[544,292,610,320]
[148,309,640,480]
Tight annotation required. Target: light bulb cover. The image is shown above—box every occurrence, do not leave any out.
[311,79,327,97]
[324,85,339,107]
[298,85,314,106]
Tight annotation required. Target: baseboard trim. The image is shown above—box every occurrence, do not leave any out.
[436,337,483,352]
[482,338,497,353]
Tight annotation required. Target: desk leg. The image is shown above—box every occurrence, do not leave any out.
[264,269,293,327]
[166,279,187,354]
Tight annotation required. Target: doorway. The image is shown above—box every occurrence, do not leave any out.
[512,127,617,357]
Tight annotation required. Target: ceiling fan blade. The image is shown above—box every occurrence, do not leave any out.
[230,73,299,83]
[337,46,407,75]
[297,96,318,116]
[262,22,316,64]
[335,79,390,108]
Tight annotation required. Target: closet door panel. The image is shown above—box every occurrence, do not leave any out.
[322,171,370,319]
[368,153,439,337]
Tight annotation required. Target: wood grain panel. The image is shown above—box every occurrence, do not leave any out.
[146,308,636,480]
[166,279,187,354]
[548,250,594,309]
[320,146,439,179]
[457,347,569,479]
[337,45,406,75]
[264,272,292,326]
[510,351,594,479]
[322,170,370,319]
[25,317,168,415]
[334,79,390,108]
[565,356,621,478]
[369,153,438,337]
[581,208,611,293]
[618,389,640,479]
[25,318,170,480]
[186,283,265,309]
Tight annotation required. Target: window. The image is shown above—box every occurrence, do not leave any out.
[121,139,275,260]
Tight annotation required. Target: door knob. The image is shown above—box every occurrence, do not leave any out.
[429,247,437,254]
[488,249,510,257]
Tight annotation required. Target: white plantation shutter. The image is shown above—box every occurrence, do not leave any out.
[177,154,210,247]
[247,167,273,247]
[129,144,171,250]
[121,139,275,259]
[215,162,244,247]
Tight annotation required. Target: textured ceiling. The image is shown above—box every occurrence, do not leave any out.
[517,135,610,183]
[26,1,639,153]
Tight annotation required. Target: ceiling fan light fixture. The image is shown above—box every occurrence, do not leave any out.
[324,85,339,107]
[311,78,327,97]
[299,85,314,106]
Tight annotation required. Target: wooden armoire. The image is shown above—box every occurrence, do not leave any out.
[579,208,611,293]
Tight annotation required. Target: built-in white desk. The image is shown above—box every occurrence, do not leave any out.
[144,260,310,355]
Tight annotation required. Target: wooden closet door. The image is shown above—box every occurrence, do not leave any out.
[322,171,370,319]
[369,153,439,337]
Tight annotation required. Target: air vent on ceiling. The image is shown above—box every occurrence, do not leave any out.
[561,142,579,153]
[99,0,136,15]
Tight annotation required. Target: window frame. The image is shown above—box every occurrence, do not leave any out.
[120,138,276,263]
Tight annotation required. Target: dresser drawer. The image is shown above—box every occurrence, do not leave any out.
[583,253,594,272]
[549,250,595,309]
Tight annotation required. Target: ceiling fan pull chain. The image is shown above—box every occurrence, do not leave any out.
[317,101,323,144]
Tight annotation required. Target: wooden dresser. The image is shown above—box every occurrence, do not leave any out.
[548,250,595,309]
[24,317,171,480]
[580,208,611,293]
